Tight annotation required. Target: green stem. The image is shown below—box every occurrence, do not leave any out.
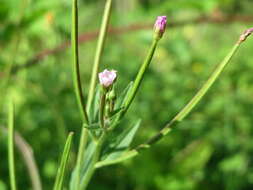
[72,0,89,124]
[134,43,241,151]
[129,40,243,154]
[74,126,88,190]
[71,0,90,189]
[8,101,17,190]
[174,44,240,121]
[87,0,113,112]
[111,39,159,129]
[122,39,158,114]
[80,133,107,189]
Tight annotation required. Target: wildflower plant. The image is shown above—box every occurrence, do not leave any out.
[4,0,253,189]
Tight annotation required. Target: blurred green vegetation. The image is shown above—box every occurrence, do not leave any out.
[1,0,253,189]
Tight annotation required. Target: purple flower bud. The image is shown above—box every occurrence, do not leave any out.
[239,27,253,43]
[154,16,167,39]
[98,69,117,88]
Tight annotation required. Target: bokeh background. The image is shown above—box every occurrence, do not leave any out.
[1,0,253,189]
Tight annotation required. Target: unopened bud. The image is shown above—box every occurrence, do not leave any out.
[154,16,167,40]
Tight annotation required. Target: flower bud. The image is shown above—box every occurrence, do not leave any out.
[98,69,117,88]
[154,16,167,40]
[239,27,253,43]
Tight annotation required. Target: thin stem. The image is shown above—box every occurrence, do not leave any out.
[72,0,89,123]
[111,39,159,129]
[8,101,17,190]
[80,133,107,189]
[71,0,90,189]
[74,126,88,190]
[135,43,241,151]
[122,39,158,115]
[87,0,113,112]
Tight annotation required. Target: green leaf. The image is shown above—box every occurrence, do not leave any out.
[53,132,74,190]
[100,119,141,167]
[115,81,133,110]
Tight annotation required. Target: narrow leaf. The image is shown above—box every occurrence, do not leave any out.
[95,150,138,168]
[53,132,74,190]
[102,119,141,164]
[70,140,97,190]
[115,81,133,109]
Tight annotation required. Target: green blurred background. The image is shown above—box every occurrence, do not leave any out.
[1,0,253,189]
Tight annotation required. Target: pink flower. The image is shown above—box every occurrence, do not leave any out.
[98,69,117,88]
[154,16,167,39]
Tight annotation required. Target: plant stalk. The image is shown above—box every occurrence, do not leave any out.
[80,133,107,189]
[111,38,159,129]
[74,126,88,190]
[122,39,158,115]
[8,101,17,190]
[95,32,250,168]
[71,0,89,189]
[134,43,241,152]
[87,0,113,112]
[72,0,89,124]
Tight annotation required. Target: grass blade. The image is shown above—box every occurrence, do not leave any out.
[53,132,74,190]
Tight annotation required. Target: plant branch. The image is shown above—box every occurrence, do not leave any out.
[95,28,253,168]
